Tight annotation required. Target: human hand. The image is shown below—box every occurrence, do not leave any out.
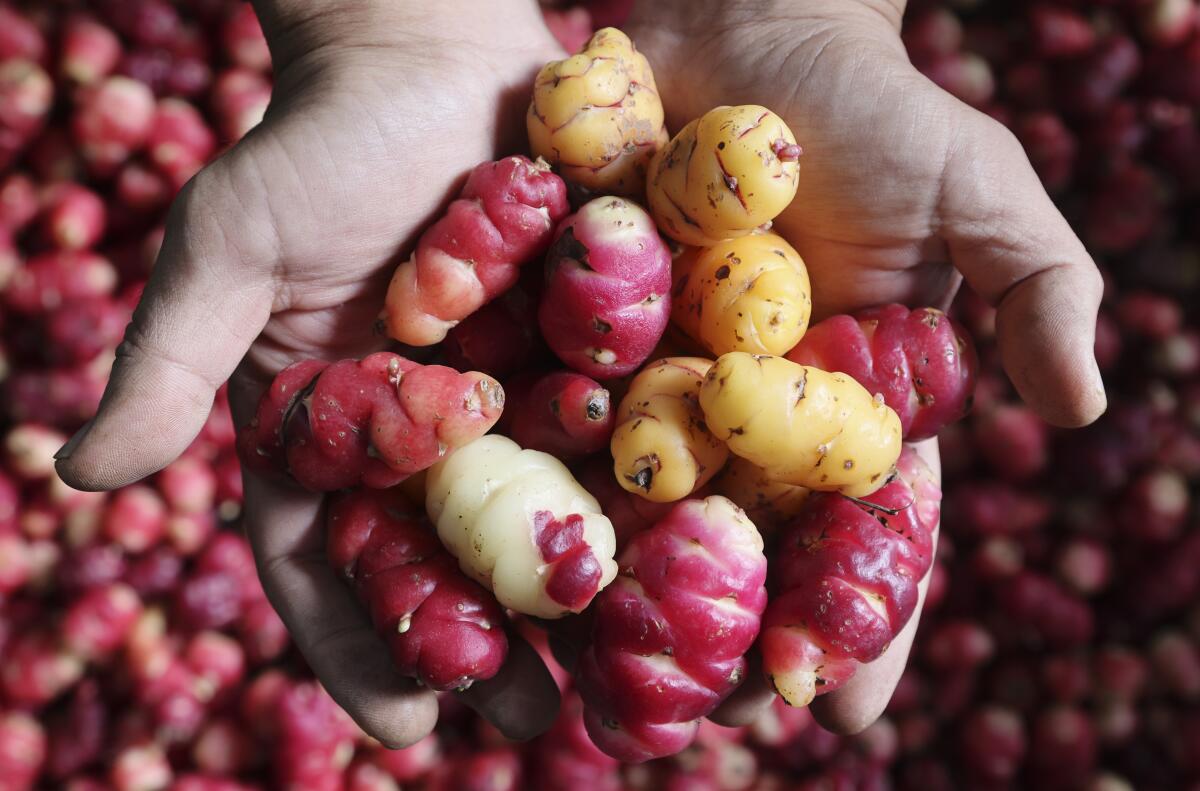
[54,0,566,748]
[626,0,1107,733]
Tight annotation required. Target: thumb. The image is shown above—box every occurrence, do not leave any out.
[938,106,1107,428]
[55,145,277,491]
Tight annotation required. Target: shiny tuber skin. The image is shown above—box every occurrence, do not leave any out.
[237,352,503,491]
[383,156,568,346]
[326,487,507,691]
[539,196,672,379]
[699,352,903,497]
[527,27,667,196]
[760,446,941,707]
[785,304,978,441]
[610,356,728,503]
[646,105,802,247]
[425,435,618,619]
[577,496,767,762]
[499,370,614,459]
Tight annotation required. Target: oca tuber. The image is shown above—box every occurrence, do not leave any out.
[327,487,507,690]
[577,496,767,762]
[699,352,902,497]
[382,156,568,346]
[671,231,812,357]
[647,105,802,246]
[425,435,618,618]
[527,28,668,196]
[785,304,977,441]
[237,353,502,491]
[760,447,940,707]
[610,356,729,503]
[539,196,672,379]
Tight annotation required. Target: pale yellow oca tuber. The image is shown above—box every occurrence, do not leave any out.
[699,352,902,497]
[527,28,668,195]
[610,356,729,503]
[647,105,803,246]
[672,231,812,357]
[425,435,618,619]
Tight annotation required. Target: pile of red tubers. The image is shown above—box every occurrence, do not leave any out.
[0,0,1196,789]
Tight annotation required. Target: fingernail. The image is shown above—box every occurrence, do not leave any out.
[54,420,93,460]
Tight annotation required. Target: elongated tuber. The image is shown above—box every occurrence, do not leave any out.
[327,487,507,690]
[647,105,802,246]
[527,28,667,196]
[785,304,977,441]
[237,352,503,491]
[498,370,613,459]
[760,447,940,707]
[699,352,902,497]
[539,196,672,379]
[382,156,568,346]
[610,356,729,503]
[577,496,767,762]
[672,231,811,357]
[425,435,618,618]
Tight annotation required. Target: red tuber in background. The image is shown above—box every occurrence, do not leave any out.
[0,0,1198,789]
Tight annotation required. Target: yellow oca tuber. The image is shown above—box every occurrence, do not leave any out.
[610,357,729,503]
[671,231,812,356]
[527,28,668,196]
[698,353,902,497]
[647,105,802,246]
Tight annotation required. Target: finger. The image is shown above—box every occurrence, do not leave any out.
[938,104,1107,428]
[54,143,278,491]
[709,651,776,728]
[458,632,562,741]
[242,472,439,748]
[810,439,941,735]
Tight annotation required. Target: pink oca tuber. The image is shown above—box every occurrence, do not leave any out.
[760,446,941,707]
[577,496,767,762]
[383,156,568,346]
[539,196,672,379]
[326,487,507,690]
[498,370,614,459]
[785,304,977,441]
[237,352,503,491]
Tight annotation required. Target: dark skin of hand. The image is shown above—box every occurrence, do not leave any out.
[55,0,1104,745]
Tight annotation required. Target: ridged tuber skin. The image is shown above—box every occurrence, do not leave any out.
[382,155,569,346]
[760,446,941,707]
[539,196,672,379]
[576,496,768,762]
[711,455,809,538]
[646,105,802,247]
[237,352,503,491]
[785,304,978,441]
[611,357,729,503]
[672,231,812,357]
[425,435,618,618]
[326,487,507,690]
[499,370,614,459]
[527,27,668,196]
[699,352,903,497]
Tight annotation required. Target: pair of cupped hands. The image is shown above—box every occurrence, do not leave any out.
[54,0,1107,748]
